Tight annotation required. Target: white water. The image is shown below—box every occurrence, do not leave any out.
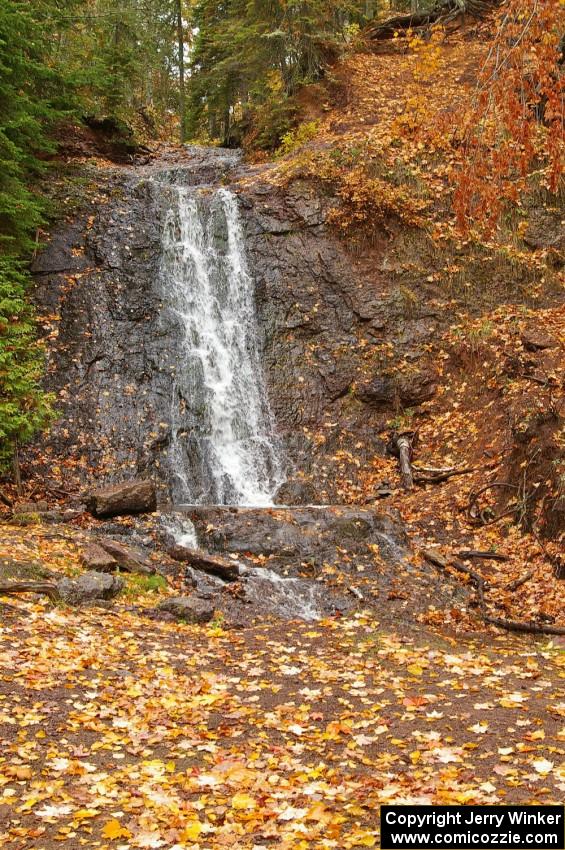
[158,184,284,505]
[240,567,325,621]
[160,514,199,550]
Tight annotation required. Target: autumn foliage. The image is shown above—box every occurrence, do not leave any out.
[454,0,565,233]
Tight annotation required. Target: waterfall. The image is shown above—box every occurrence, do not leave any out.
[156,181,284,506]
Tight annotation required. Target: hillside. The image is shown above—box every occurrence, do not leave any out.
[231,24,564,630]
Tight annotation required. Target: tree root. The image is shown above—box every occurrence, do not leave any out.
[467,482,525,525]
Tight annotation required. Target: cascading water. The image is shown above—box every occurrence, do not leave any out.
[156,179,284,506]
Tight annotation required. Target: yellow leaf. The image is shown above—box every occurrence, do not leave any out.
[181,821,203,841]
[407,664,424,676]
[102,819,131,840]
[306,802,330,822]
[232,792,256,810]
[73,809,98,820]
[353,832,377,847]
[528,729,545,741]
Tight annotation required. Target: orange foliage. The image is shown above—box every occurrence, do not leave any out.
[454,0,565,233]
[327,167,427,235]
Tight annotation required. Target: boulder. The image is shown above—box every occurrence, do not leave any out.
[57,572,124,606]
[96,538,155,575]
[86,479,156,518]
[15,500,49,515]
[81,543,117,572]
[0,560,56,582]
[523,213,565,253]
[156,596,215,624]
[167,545,240,581]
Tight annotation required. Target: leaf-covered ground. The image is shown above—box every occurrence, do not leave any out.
[1,595,565,850]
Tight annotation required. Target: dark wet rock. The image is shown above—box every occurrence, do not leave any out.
[86,480,157,518]
[238,567,347,622]
[358,368,437,408]
[275,480,319,506]
[57,572,124,605]
[183,567,225,597]
[29,147,447,503]
[156,595,215,623]
[81,543,117,572]
[167,546,240,581]
[96,538,155,574]
[179,505,407,568]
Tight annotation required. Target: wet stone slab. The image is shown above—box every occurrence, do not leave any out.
[176,504,408,568]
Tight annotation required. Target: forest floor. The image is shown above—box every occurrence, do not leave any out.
[1,593,565,850]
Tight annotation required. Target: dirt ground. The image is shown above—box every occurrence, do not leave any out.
[1,586,564,849]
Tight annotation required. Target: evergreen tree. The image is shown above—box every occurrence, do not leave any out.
[64,0,182,132]
[187,0,370,147]
[0,0,79,472]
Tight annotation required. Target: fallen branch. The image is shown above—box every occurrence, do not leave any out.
[458,550,509,562]
[0,582,60,603]
[482,614,565,636]
[506,570,535,592]
[422,549,488,587]
[414,466,475,484]
[167,545,240,582]
[421,549,565,636]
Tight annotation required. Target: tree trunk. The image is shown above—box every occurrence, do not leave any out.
[177,0,186,143]
[12,440,22,497]
[388,431,417,490]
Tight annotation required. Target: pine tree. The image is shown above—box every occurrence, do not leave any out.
[0,0,77,473]
[186,0,370,147]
